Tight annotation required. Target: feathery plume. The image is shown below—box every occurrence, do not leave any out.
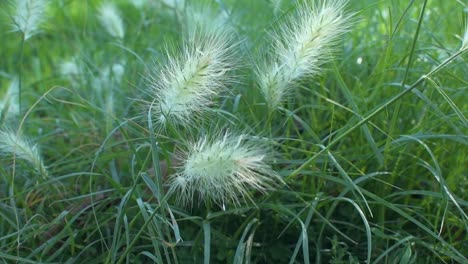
[92,62,126,95]
[0,129,48,177]
[59,58,82,87]
[9,0,48,40]
[168,132,280,208]
[148,31,236,129]
[109,63,125,84]
[0,78,20,121]
[98,2,125,39]
[461,21,468,51]
[59,59,80,77]
[129,0,146,9]
[257,0,352,109]
[90,62,125,131]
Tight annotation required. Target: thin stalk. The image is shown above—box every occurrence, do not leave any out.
[10,32,26,251]
[17,34,25,118]
[147,102,173,263]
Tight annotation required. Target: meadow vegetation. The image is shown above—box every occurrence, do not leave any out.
[0,0,467,263]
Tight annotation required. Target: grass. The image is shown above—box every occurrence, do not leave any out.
[0,0,467,263]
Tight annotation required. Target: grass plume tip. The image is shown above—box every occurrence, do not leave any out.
[461,21,468,51]
[257,0,353,110]
[9,0,48,40]
[148,31,236,130]
[0,129,48,178]
[98,2,125,39]
[168,132,281,208]
[183,3,232,38]
[0,77,20,121]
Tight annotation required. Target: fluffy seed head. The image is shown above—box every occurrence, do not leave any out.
[183,3,231,38]
[462,21,468,51]
[130,0,146,8]
[59,58,81,87]
[59,59,80,77]
[0,129,48,177]
[168,132,280,208]
[98,2,125,39]
[0,78,20,121]
[9,0,48,40]
[90,62,125,123]
[149,31,236,129]
[257,0,352,109]
[162,0,185,10]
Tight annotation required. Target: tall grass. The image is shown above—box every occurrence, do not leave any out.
[0,0,466,263]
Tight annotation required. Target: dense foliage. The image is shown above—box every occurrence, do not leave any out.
[0,0,467,263]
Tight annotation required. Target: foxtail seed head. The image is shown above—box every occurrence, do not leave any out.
[0,129,48,178]
[168,133,279,208]
[9,0,48,40]
[98,2,125,39]
[257,0,352,110]
[149,31,236,129]
[461,21,468,51]
[0,78,20,121]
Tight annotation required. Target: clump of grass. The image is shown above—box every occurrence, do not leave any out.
[257,0,353,110]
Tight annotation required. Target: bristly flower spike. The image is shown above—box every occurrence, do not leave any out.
[257,0,353,110]
[168,132,280,208]
[149,31,236,130]
[9,0,48,40]
[0,129,48,178]
[98,2,125,39]
[0,78,20,121]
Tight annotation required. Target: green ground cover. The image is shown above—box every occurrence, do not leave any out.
[0,0,467,263]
